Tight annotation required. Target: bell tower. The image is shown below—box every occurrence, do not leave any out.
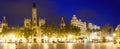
[32,3,37,28]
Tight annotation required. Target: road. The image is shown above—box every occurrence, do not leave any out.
[0,43,120,49]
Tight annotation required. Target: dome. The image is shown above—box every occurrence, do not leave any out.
[72,15,77,20]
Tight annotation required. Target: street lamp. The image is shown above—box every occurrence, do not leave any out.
[43,36,48,43]
[10,34,15,38]
[113,33,116,37]
[10,34,16,42]
[68,34,72,39]
[67,34,73,42]
[112,33,116,43]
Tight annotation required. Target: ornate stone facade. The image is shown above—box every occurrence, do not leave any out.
[24,18,31,28]
[70,15,87,34]
[23,3,45,42]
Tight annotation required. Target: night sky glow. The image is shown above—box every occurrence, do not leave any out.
[0,0,120,28]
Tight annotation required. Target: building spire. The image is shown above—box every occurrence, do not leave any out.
[33,2,36,8]
[32,2,37,28]
[60,17,66,28]
[3,16,7,23]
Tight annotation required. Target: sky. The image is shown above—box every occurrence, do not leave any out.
[0,0,120,28]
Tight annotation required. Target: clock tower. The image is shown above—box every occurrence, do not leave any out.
[32,3,37,28]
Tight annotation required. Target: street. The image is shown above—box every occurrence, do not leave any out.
[0,43,120,49]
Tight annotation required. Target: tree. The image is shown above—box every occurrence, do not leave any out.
[1,27,8,35]
[41,24,80,38]
[100,24,113,36]
[65,25,81,36]
[21,28,35,40]
[100,24,113,42]
[41,25,55,37]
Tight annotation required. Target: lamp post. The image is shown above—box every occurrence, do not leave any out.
[10,34,16,42]
[67,34,72,42]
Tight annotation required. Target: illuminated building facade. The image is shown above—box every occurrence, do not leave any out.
[70,15,87,37]
[1,16,8,29]
[23,3,45,42]
[39,19,45,27]
[116,24,120,39]
[24,18,31,28]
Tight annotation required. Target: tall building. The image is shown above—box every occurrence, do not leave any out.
[70,15,87,33]
[60,17,66,28]
[32,3,37,28]
[70,15,78,26]
[70,15,87,38]
[23,3,45,43]
[24,3,38,29]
